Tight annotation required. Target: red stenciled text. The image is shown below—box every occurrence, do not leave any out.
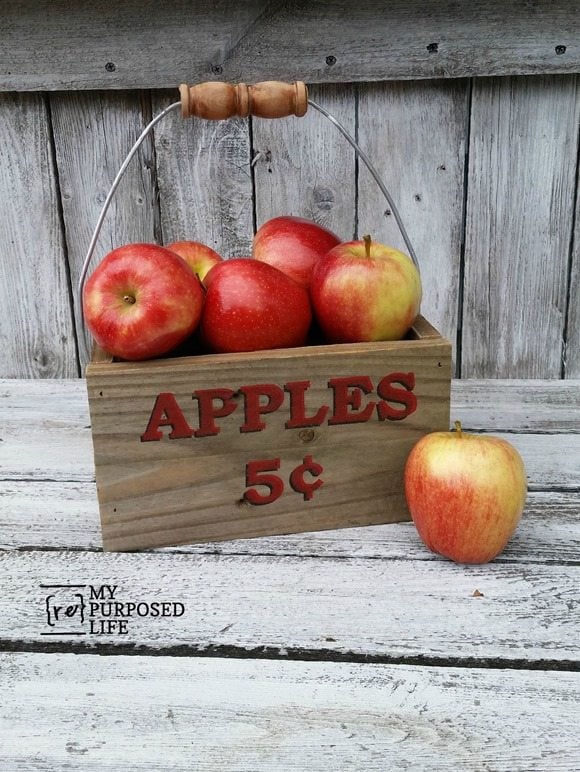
[140,372,417,442]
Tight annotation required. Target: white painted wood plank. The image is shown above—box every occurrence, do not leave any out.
[1,380,579,486]
[253,83,356,241]
[2,1,580,90]
[357,80,469,357]
[50,91,158,368]
[0,379,94,482]
[152,92,253,258]
[462,75,580,377]
[1,483,578,567]
[2,550,579,662]
[0,93,78,378]
[2,653,579,771]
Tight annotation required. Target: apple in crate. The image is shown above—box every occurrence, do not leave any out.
[83,243,204,360]
[310,235,422,343]
[252,215,341,288]
[200,258,311,353]
[404,421,528,564]
[165,240,223,281]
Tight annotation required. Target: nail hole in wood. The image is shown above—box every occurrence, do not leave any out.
[555,45,566,55]
[415,194,422,202]
[427,42,438,53]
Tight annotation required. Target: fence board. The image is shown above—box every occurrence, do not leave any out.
[50,91,158,368]
[1,1,580,91]
[566,164,580,377]
[357,80,469,360]
[252,83,356,241]
[462,75,580,377]
[0,93,77,378]
[152,93,253,258]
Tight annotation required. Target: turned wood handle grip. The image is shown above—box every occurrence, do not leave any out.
[179,80,308,120]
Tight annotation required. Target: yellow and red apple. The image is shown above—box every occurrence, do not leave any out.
[165,240,223,281]
[310,235,422,343]
[404,421,528,564]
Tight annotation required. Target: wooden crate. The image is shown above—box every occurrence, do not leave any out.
[86,315,451,551]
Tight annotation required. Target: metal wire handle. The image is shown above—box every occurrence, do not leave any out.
[77,98,420,315]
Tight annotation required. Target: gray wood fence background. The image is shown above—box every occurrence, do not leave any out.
[0,1,579,379]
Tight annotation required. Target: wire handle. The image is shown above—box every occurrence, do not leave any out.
[77,82,420,318]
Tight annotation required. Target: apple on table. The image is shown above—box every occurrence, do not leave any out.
[404,421,528,564]
[83,243,204,361]
[253,215,341,288]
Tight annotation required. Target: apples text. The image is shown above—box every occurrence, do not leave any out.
[140,372,417,442]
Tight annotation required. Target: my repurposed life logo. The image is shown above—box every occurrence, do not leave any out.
[41,584,185,636]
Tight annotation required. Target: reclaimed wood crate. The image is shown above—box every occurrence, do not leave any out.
[86,316,451,551]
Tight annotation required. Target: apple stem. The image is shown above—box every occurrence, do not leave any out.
[123,294,136,305]
[363,234,372,259]
[454,420,463,437]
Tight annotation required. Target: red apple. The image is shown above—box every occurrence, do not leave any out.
[165,240,223,281]
[404,421,527,564]
[252,215,341,288]
[199,258,312,353]
[83,243,204,361]
[310,235,422,343]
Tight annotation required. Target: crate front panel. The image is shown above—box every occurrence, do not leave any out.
[87,337,451,550]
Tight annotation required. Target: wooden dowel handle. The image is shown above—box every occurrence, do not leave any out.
[179,80,308,120]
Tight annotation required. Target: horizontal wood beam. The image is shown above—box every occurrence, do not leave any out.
[1,0,579,91]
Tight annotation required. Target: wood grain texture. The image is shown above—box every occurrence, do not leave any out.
[152,92,253,257]
[49,91,159,369]
[2,653,580,772]
[0,379,94,482]
[86,327,451,550]
[450,379,580,432]
[2,549,580,662]
[1,482,578,567]
[462,75,580,377]
[0,93,78,378]
[2,1,580,91]
[253,83,356,240]
[357,80,469,358]
[566,154,580,378]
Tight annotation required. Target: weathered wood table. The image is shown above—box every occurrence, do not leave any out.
[1,378,579,770]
